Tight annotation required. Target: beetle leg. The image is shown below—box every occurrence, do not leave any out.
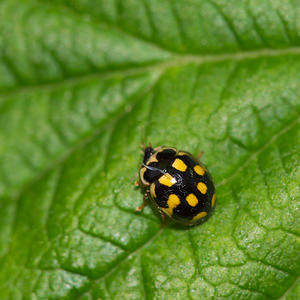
[135,191,149,212]
[134,180,142,187]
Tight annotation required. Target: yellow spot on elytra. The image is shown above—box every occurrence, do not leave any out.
[150,183,156,198]
[159,174,176,187]
[172,158,187,172]
[193,211,207,221]
[194,165,205,176]
[164,194,181,216]
[211,193,216,208]
[186,193,198,207]
[197,182,207,194]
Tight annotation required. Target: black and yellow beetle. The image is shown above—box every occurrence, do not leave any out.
[136,145,215,226]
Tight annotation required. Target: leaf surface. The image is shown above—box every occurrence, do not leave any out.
[0,0,299,299]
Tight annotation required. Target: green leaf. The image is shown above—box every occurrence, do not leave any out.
[0,0,299,299]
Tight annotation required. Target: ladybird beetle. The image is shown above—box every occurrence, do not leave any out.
[136,146,216,226]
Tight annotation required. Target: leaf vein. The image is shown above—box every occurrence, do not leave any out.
[206,0,242,49]
[216,114,300,188]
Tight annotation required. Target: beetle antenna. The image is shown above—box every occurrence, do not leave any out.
[141,128,146,150]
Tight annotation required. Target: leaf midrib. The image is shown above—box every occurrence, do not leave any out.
[2,46,300,201]
[3,0,300,99]
[2,46,300,100]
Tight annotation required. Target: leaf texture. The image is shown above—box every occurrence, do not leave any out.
[0,0,299,299]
